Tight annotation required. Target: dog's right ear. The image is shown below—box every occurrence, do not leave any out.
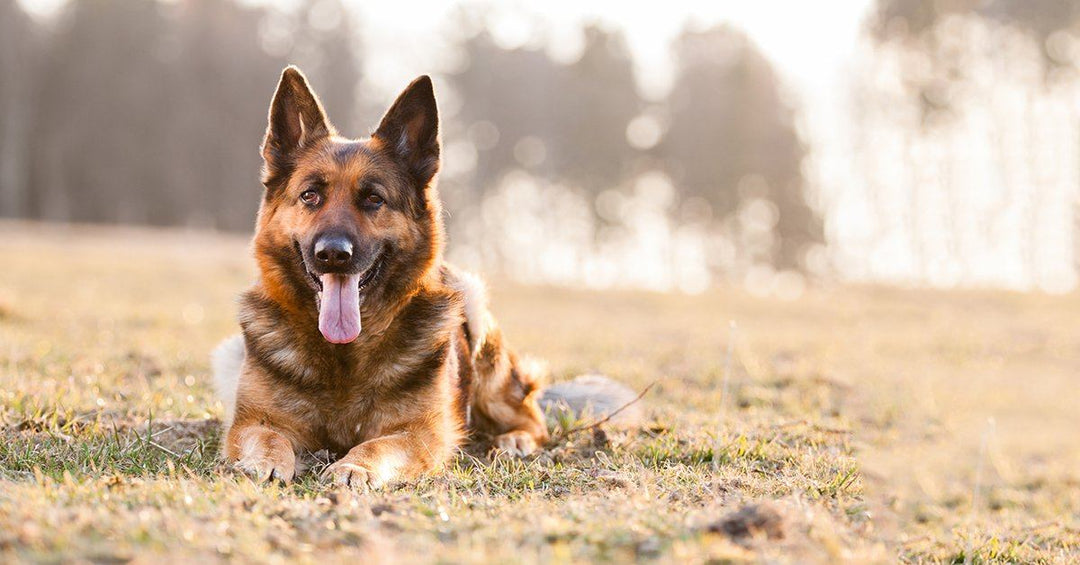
[261,66,334,186]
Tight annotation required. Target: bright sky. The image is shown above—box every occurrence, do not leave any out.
[350,0,877,99]
[18,0,877,99]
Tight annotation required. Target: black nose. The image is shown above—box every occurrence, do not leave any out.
[314,234,353,269]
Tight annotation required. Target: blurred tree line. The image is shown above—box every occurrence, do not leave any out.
[0,0,821,274]
[0,0,358,231]
[869,0,1080,121]
[447,23,819,272]
[841,0,1080,289]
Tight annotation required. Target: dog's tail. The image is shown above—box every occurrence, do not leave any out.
[540,374,644,427]
[211,334,245,425]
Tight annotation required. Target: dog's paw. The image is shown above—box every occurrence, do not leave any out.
[234,449,296,483]
[322,460,385,491]
[493,430,539,457]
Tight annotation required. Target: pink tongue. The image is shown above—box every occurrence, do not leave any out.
[318,273,362,344]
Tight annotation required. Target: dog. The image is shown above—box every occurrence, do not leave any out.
[211,67,637,488]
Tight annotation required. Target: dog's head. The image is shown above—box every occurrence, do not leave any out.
[252,67,444,344]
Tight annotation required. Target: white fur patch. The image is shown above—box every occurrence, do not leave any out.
[211,335,245,425]
[449,270,491,357]
[516,355,549,383]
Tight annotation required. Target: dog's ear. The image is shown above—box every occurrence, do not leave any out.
[261,66,334,185]
[373,75,440,188]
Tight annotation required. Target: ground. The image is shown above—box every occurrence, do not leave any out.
[0,221,1078,564]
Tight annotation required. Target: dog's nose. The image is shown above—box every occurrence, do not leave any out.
[314,235,353,269]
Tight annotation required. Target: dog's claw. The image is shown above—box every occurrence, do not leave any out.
[234,453,296,484]
[322,461,380,491]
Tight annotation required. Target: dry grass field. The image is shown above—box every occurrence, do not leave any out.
[0,221,1078,563]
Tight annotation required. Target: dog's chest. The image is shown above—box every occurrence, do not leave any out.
[306,348,438,452]
[312,388,376,454]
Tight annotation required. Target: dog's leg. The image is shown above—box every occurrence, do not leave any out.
[444,266,549,456]
[322,429,451,490]
[219,360,305,483]
[471,328,550,456]
[225,423,297,482]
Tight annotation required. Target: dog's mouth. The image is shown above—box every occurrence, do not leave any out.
[294,242,384,345]
[305,258,382,293]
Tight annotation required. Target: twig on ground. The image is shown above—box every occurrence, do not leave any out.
[553,381,657,443]
[148,440,181,458]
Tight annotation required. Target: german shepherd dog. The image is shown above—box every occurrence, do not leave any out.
[210,67,554,488]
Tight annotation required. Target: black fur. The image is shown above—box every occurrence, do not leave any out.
[262,67,334,192]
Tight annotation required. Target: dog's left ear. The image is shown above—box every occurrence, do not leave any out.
[374,75,440,188]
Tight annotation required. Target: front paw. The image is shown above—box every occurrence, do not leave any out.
[494,430,539,457]
[322,460,384,491]
[234,448,296,483]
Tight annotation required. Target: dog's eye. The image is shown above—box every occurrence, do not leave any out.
[300,190,321,206]
[365,193,384,207]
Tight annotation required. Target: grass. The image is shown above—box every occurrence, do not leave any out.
[1,220,1078,563]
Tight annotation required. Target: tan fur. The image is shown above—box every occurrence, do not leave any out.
[465,319,550,450]
[217,67,548,487]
